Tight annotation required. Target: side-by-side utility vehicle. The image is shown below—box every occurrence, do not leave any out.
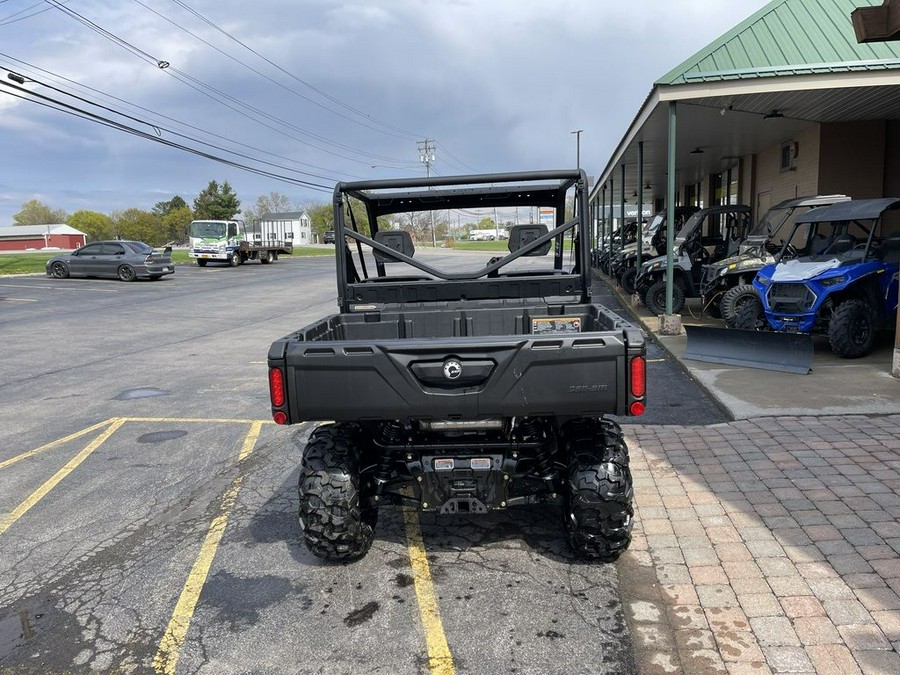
[700,195,849,326]
[635,205,752,315]
[267,171,647,562]
[734,198,900,358]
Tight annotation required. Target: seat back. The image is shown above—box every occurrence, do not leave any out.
[507,224,550,256]
[373,230,415,263]
[878,232,900,265]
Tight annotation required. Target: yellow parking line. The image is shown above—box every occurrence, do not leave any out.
[152,421,262,675]
[402,506,455,675]
[0,418,125,536]
[0,418,115,471]
[121,417,274,425]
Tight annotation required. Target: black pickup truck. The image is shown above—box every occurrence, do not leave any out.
[267,170,647,561]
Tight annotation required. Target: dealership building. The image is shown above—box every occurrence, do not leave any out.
[590,0,900,235]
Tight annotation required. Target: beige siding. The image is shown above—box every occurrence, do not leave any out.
[754,126,821,205]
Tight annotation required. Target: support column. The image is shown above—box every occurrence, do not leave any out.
[620,163,626,253]
[660,101,682,335]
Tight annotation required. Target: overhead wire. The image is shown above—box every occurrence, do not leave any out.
[166,0,423,141]
[45,0,421,167]
[0,77,333,192]
[0,52,362,179]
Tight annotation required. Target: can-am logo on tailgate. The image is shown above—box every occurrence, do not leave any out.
[443,360,463,380]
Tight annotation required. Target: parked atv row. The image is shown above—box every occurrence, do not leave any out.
[602,196,898,361]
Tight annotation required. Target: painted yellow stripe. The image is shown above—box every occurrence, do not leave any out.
[0,418,124,535]
[402,507,455,675]
[152,423,261,675]
[121,417,274,425]
[0,418,115,471]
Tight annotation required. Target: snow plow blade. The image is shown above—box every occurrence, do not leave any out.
[684,325,814,375]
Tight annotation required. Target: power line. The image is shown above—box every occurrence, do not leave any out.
[167,0,423,140]
[44,0,421,167]
[0,76,332,192]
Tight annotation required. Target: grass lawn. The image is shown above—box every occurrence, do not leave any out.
[0,247,333,276]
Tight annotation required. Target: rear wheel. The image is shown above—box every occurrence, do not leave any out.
[619,267,637,295]
[562,418,633,561]
[260,251,272,264]
[49,261,69,279]
[645,278,685,315]
[298,423,377,561]
[829,299,876,358]
[196,259,208,267]
[721,284,759,327]
[117,265,136,282]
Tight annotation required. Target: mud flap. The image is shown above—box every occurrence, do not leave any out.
[684,325,814,374]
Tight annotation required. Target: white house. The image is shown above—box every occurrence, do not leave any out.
[258,211,312,245]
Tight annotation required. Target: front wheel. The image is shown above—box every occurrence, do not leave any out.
[117,265,136,282]
[829,299,876,358]
[562,418,634,561]
[732,297,768,331]
[229,252,242,267]
[619,267,637,295]
[196,259,208,267]
[721,284,759,327]
[49,261,69,279]
[298,423,376,561]
[644,278,685,315]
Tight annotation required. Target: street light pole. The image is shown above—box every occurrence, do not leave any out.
[418,139,437,247]
[571,129,583,169]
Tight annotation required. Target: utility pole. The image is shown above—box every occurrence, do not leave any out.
[571,129,583,170]
[418,139,437,247]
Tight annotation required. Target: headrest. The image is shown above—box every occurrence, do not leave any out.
[507,224,550,256]
[373,230,415,263]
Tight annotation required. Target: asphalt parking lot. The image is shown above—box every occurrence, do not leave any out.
[3,255,691,674]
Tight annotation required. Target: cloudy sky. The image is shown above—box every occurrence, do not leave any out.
[0,0,773,225]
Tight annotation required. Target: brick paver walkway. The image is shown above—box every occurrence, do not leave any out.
[619,415,900,675]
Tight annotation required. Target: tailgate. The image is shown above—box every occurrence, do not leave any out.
[271,331,641,422]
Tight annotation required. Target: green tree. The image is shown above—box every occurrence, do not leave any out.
[68,210,113,241]
[304,201,334,241]
[152,195,188,217]
[162,205,193,244]
[14,199,67,225]
[244,191,294,224]
[193,180,240,220]
[111,209,164,246]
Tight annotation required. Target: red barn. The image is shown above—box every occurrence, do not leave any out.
[0,224,87,251]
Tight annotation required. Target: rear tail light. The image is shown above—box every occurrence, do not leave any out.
[630,356,646,398]
[269,367,285,407]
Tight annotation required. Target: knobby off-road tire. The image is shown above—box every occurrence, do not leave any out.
[619,267,637,295]
[562,418,634,561]
[298,423,376,561]
[732,297,769,331]
[644,278,685,316]
[829,299,877,358]
[721,284,759,327]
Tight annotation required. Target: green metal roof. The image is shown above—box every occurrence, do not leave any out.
[656,0,900,85]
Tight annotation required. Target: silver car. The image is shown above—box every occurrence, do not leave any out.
[46,240,175,281]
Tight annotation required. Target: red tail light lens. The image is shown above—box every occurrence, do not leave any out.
[269,367,285,407]
[630,356,646,398]
[273,411,288,425]
[630,401,645,416]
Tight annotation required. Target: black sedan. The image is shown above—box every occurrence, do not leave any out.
[46,241,175,281]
